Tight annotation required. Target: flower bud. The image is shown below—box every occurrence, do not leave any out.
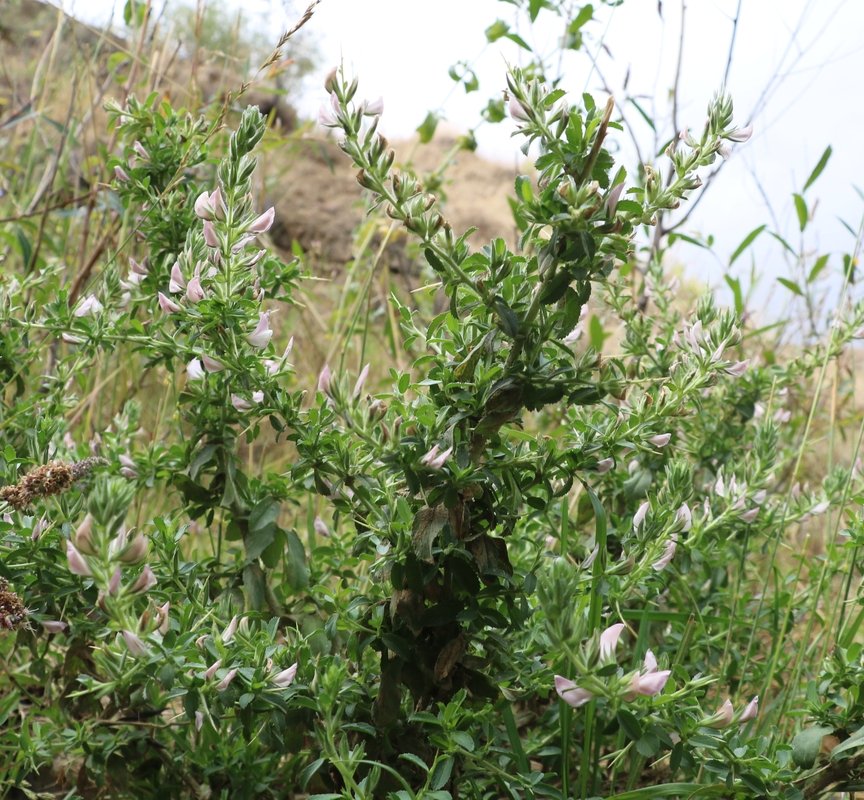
[114,165,130,182]
[156,601,170,635]
[203,221,219,248]
[739,695,759,722]
[352,363,370,399]
[122,630,149,657]
[708,699,735,728]
[633,501,649,529]
[648,433,671,448]
[129,565,157,595]
[216,667,238,691]
[66,540,92,577]
[108,567,122,597]
[204,659,222,680]
[246,312,272,349]
[221,614,240,644]
[187,358,204,380]
[74,514,98,555]
[675,503,692,532]
[317,364,332,396]
[201,355,224,373]
[271,662,298,688]
[41,620,67,634]
[158,291,181,314]
[185,276,205,303]
[116,533,149,565]
[554,675,592,708]
[248,207,275,234]
[169,262,186,293]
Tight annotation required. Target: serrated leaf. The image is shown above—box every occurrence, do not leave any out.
[430,756,454,790]
[803,145,832,192]
[398,752,430,774]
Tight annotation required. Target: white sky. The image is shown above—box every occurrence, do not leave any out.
[58,0,864,318]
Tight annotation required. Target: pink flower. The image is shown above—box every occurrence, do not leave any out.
[675,503,692,532]
[652,535,677,571]
[129,565,157,594]
[156,601,170,635]
[648,433,671,448]
[724,360,749,377]
[711,698,735,728]
[353,363,370,399]
[508,95,531,122]
[633,501,649,529]
[231,394,253,412]
[554,675,593,708]
[599,623,625,661]
[117,533,149,564]
[811,501,830,516]
[314,517,330,538]
[169,262,186,293]
[596,457,614,474]
[248,207,275,234]
[133,141,149,160]
[628,650,671,697]
[41,620,67,634]
[194,190,214,220]
[158,291,181,313]
[185,275,205,303]
[318,92,341,127]
[317,364,332,395]
[201,355,224,373]
[114,165,130,182]
[272,662,298,688]
[108,567,122,596]
[606,183,625,216]
[74,294,103,318]
[74,514,97,555]
[122,630,149,657]
[216,667,238,691]
[246,312,272,349]
[203,220,219,248]
[740,507,759,524]
[204,659,223,680]
[251,390,264,404]
[726,124,753,143]
[66,541,92,577]
[187,358,204,380]
[739,695,759,722]
[221,614,240,644]
[420,444,453,470]
[362,96,384,116]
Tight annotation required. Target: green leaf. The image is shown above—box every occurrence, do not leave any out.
[807,254,829,283]
[793,193,808,231]
[802,145,832,192]
[588,314,607,350]
[515,175,533,203]
[729,224,766,266]
[569,4,594,32]
[451,731,475,752]
[484,19,509,42]
[724,274,743,316]
[627,97,655,132]
[791,725,834,767]
[398,752,430,774]
[430,756,454,790]
[283,529,309,589]
[777,276,803,297]
[416,111,440,144]
[830,723,864,759]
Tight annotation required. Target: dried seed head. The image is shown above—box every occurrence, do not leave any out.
[0,579,28,631]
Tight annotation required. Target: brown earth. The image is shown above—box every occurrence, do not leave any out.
[1,0,520,278]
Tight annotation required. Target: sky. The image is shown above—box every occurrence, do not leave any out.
[59,0,864,320]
